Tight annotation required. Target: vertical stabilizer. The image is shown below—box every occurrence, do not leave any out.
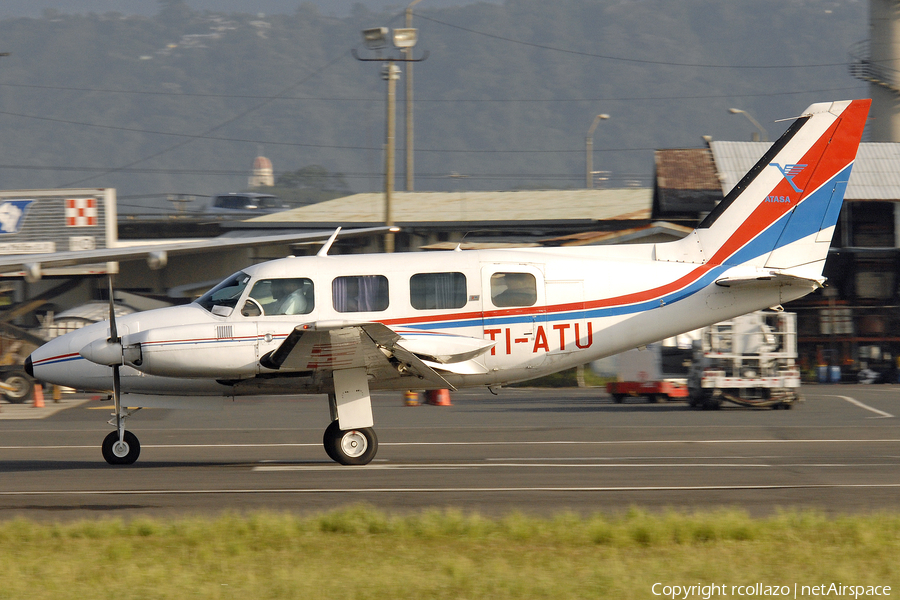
[656,100,870,276]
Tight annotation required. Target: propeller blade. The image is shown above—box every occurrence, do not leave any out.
[107,276,118,343]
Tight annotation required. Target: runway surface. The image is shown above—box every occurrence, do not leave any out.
[0,384,898,519]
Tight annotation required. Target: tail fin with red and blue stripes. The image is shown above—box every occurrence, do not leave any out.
[656,99,870,280]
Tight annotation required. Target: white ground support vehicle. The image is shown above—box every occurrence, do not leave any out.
[688,311,801,410]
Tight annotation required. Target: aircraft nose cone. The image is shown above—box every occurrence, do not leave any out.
[24,355,33,378]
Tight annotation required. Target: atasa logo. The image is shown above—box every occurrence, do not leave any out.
[770,163,807,193]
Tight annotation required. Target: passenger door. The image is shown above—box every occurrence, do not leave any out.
[481,264,547,372]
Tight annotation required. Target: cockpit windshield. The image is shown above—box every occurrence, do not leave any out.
[195,271,251,313]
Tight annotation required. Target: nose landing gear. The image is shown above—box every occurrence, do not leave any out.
[101,429,141,465]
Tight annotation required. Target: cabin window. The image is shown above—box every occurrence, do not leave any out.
[333,275,389,312]
[243,278,314,316]
[490,272,537,307]
[410,272,467,310]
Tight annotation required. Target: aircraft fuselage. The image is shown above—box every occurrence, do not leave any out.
[29,244,811,398]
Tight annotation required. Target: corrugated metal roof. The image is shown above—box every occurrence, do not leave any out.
[710,141,900,200]
[847,143,900,200]
[249,189,652,224]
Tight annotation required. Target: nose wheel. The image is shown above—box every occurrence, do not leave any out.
[323,420,378,465]
[101,430,141,465]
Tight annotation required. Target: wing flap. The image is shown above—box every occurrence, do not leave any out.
[394,330,495,364]
[260,321,457,390]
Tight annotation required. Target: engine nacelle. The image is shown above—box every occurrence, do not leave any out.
[126,322,260,378]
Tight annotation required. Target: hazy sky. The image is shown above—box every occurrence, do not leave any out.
[0,1,495,19]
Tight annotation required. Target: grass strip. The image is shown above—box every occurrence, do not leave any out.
[0,505,898,599]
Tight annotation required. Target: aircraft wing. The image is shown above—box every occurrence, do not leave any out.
[257,320,498,391]
[0,226,392,279]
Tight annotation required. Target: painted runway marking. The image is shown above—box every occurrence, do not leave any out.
[2,483,900,496]
[251,461,900,472]
[252,462,774,472]
[830,395,894,419]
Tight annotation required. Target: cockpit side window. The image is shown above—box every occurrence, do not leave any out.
[244,278,314,316]
[196,272,251,313]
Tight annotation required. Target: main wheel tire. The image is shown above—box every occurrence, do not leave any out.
[101,430,141,465]
[323,420,378,466]
[322,420,340,463]
[2,371,34,404]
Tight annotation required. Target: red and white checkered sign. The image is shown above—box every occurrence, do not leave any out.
[65,198,98,227]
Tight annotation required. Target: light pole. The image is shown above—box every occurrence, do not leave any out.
[354,28,427,252]
[405,0,423,191]
[383,61,399,250]
[728,108,769,142]
[585,114,610,189]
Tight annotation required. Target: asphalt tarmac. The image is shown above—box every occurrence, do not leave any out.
[0,384,898,519]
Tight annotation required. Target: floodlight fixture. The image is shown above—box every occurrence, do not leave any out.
[392,28,418,48]
[362,27,390,50]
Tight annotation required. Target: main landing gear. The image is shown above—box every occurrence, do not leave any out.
[323,420,378,465]
[323,367,378,466]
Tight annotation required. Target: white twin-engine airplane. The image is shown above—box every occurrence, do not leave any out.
[27,99,870,467]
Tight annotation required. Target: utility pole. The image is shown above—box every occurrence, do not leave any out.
[354,28,427,253]
[404,0,423,191]
[585,114,609,189]
[383,62,400,252]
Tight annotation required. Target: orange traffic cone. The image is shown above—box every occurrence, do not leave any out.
[403,390,420,406]
[427,389,451,406]
[33,383,45,408]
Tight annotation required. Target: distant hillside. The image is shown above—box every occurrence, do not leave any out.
[0,0,867,214]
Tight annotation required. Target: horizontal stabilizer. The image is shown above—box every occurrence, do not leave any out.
[715,271,823,289]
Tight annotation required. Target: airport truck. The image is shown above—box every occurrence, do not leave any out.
[687,311,800,410]
[605,342,692,403]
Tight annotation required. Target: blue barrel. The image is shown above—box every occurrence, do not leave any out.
[830,366,841,383]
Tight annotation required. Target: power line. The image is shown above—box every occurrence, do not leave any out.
[0,111,665,154]
[0,165,655,178]
[415,13,851,70]
[0,81,862,102]
[60,53,349,187]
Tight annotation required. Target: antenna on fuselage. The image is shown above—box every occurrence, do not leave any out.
[454,231,471,252]
[317,227,342,257]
